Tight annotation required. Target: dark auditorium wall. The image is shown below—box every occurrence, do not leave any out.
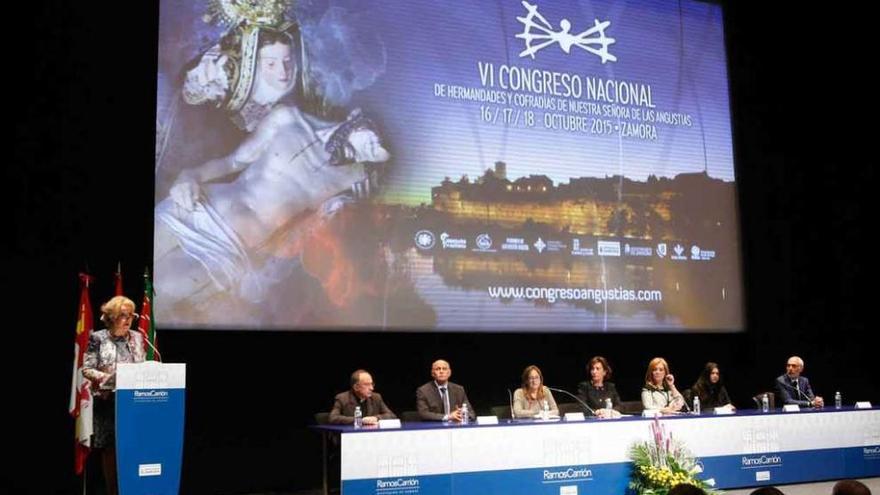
[9,2,871,494]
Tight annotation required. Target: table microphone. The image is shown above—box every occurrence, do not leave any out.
[547,387,596,416]
[507,389,514,419]
[782,379,814,404]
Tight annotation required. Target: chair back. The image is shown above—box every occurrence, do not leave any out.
[400,410,422,423]
[618,400,644,415]
[490,404,512,419]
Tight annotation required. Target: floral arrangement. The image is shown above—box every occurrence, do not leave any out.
[629,417,721,495]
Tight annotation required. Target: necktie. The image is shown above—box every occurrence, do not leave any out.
[440,387,450,415]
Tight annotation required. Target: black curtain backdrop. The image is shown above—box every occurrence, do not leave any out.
[8,2,872,494]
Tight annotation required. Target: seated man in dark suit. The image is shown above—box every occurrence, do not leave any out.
[416,359,475,422]
[774,356,824,408]
[330,369,397,425]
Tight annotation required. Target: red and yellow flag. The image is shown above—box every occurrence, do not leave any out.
[68,273,94,474]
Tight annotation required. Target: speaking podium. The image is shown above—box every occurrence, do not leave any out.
[115,362,186,495]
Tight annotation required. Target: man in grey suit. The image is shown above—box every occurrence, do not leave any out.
[330,369,397,425]
[775,356,824,408]
[416,359,475,422]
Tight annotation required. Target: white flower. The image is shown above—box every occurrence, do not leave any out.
[705,478,716,487]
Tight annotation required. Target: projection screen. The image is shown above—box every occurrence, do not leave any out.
[154,0,743,332]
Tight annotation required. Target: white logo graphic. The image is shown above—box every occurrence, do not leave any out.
[657,243,667,258]
[742,455,782,467]
[502,237,529,251]
[671,243,687,260]
[414,230,435,250]
[560,486,578,495]
[756,471,771,482]
[534,237,547,253]
[597,240,621,257]
[516,1,616,63]
[626,245,652,256]
[440,232,467,250]
[571,238,594,256]
[134,390,169,398]
[689,245,716,261]
[476,233,493,251]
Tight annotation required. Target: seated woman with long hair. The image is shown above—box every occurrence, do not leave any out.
[641,357,685,414]
[513,365,559,418]
[689,362,735,410]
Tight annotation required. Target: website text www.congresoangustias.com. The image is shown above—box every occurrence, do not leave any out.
[487,286,663,304]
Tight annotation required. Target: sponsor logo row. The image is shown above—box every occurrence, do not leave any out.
[414,230,716,261]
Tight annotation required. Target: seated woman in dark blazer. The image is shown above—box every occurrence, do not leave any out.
[689,362,735,410]
[577,356,622,418]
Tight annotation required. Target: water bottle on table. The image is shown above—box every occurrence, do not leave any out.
[460,402,469,425]
[353,406,363,428]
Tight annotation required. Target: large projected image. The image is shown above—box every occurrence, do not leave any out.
[154,0,742,331]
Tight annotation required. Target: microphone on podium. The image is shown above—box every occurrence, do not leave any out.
[546,387,596,416]
[135,328,163,362]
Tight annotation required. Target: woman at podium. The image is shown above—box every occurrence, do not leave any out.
[82,295,146,495]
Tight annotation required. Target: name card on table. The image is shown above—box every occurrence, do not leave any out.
[783,405,801,412]
[855,401,873,409]
[378,419,401,429]
[476,416,498,425]
[642,409,662,418]
[564,412,586,421]
[714,406,735,415]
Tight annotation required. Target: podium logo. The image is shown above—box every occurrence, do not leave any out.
[543,466,593,481]
[134,390,169,398]
[865,446,880,458]
[138,463,162,477]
